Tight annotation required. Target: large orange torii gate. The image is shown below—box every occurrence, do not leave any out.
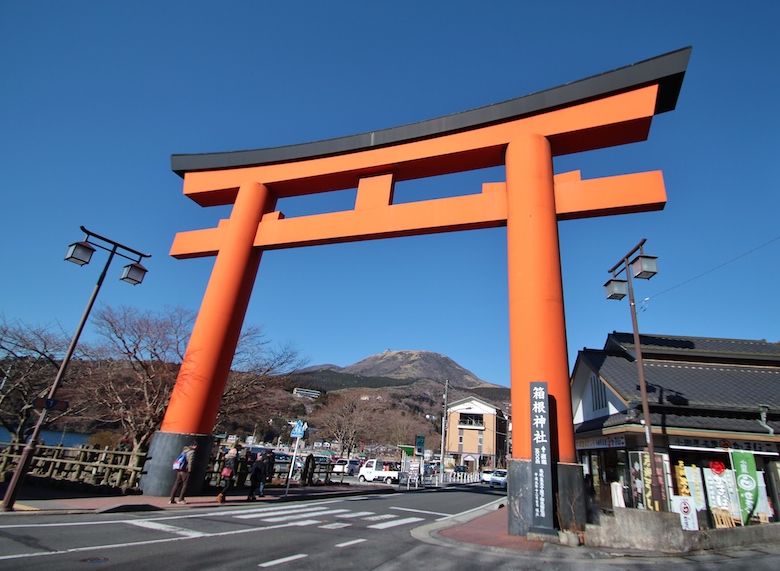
[140,49,690,527]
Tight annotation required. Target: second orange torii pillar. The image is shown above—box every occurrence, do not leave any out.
[507,135,575,464]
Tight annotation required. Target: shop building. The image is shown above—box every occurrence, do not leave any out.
[571,332,780,528]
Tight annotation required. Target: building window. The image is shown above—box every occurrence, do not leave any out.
[458,413,484,427]
[590,374,607,412]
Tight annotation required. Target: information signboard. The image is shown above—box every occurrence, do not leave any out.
[530,381,554,533]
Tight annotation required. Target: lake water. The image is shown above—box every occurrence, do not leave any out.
[0,428,91,448]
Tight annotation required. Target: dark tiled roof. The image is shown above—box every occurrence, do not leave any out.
[575,411,780,436]
[579,349,780,411]
[606,332,780,361]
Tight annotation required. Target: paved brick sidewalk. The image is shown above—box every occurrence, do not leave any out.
[438,506,544,552]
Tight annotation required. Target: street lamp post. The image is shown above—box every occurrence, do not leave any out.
[439,379,448,485]
[1,227,150,512]
[604,238,663,511]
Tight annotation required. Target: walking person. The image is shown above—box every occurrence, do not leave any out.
[169,441,198,504]
[216,447,238,503]
[264,450,275,484]
[247,452,268,500]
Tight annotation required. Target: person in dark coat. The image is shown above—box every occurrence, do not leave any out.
[247,454,268,500]
[264,450,275,482]
[217,447,238,503]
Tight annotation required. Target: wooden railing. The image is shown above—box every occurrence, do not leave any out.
[0,442,145,490]
[0,443,337,493]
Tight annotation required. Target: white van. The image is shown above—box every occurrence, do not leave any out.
[332,458,361,476]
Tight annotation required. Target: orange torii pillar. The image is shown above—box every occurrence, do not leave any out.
[138,49,690,535]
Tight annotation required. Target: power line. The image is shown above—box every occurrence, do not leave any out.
[639,234,780,313]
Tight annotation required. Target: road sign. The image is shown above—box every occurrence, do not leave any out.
[291,420,307,439]
[33,398,69,411]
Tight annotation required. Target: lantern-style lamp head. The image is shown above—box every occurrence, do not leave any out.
[604,278,628,300]
[120,262,147,285]
[65,241,96,266]
[630,255,658,280]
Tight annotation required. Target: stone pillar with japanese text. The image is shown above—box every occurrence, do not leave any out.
[530,382,555,535]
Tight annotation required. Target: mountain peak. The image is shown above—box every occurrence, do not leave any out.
[337,349,493,389]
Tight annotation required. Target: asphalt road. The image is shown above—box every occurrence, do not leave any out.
[0,485,777,570]
[0,486,502,570]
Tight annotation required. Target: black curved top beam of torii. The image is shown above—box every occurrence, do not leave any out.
[171,47,691,177]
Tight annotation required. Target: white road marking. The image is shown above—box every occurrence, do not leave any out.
[390,506,449,517]
[335,511,375,518]
[0,499,345,529]
[0,520,320,562]
[367,517,425,529]
[261,508,351,522]
[319,522,351,529]
[363,514,397,521]
[335,538,367,548]
[435,499,504,522]
[259,554,307,567]
[127,520,207,537]
[234,505,334,520]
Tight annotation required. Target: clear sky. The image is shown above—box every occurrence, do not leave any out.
[1,2,778,388]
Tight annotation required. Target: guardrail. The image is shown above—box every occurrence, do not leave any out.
[442,471,481,484]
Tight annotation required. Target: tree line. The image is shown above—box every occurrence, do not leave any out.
[0,306,440,457]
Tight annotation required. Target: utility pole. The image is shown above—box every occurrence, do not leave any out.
[439,379,449,485]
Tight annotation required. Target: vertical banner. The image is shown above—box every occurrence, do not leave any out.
[530,382,554,533]
[732,451,759,524]
[641,451,653,510]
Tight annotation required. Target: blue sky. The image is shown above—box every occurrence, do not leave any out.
[2,2,778,388]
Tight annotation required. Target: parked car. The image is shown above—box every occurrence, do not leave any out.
[480,469,494,483]
[333,458,361,476]
[453,465,469,474]
[489,469,508,489]
[272,452,303,471]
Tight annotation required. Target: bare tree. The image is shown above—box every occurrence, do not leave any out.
[311,393,373,457]
[68,305,192,452]
[0,315,71,443]
[69,305,306,452]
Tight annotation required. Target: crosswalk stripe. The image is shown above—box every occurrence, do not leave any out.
[319,522,351,529]
[335,511,375,519]
[235,506,333,520]
[261,509,351,522]
[127,520,207,537]
[367,517,425,530]
[363,514,397,521]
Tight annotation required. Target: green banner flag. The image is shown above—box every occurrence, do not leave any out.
[732,451,759,525]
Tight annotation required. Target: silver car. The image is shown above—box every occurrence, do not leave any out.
[489,469,507,489]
